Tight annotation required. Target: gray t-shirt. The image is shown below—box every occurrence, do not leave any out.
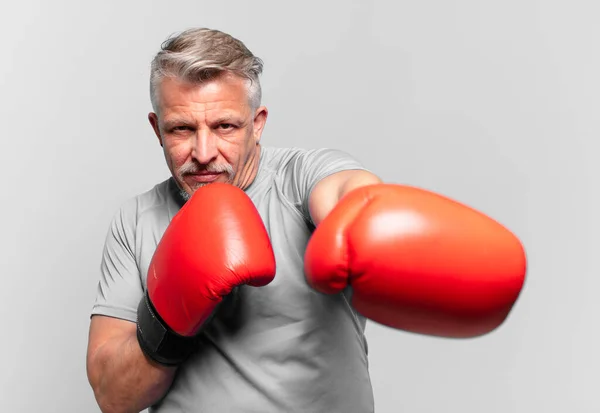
[91,146,374,412]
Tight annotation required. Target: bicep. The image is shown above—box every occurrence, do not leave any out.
[87,315,136,357]
[86,315,137,379]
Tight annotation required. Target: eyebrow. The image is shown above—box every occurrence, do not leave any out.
[162,113,244,129]
[211,114,239,124]
[162,118,195,129]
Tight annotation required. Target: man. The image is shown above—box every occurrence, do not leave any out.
[86,28,527,413]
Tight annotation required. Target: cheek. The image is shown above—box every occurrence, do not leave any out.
[239,128,255,152]
[219,134,246,162]
[164,140,191,168]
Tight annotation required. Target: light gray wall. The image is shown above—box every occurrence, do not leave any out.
[1,1,597,412]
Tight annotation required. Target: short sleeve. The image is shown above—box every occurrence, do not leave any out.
[90,201,144,323]
[279,148,369,223]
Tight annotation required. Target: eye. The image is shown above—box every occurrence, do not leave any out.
[171,125,193,133]
[219,123,234,130]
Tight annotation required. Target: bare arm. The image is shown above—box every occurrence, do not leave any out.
[86,315,177,413]
[309,169,383,226]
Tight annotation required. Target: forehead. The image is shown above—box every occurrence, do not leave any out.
[157,74,251,115]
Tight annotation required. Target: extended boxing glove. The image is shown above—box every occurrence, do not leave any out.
[137,183,276,365]
[304,183,526,338]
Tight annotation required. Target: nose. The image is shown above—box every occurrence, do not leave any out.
[191,130,219,165]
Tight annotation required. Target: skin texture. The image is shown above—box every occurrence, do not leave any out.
[148,74,268,198]
[87,317,177,413]
[309,169,382,226]
[87,71,381,413]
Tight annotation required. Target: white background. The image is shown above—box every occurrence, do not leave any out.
[1,1,597,412]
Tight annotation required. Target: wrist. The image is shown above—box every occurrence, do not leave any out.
[136,293,199,366]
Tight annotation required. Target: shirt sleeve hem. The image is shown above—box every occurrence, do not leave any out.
[90,304,138,323]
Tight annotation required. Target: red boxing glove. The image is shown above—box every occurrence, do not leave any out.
[304,183,526,338]
[137,183,276,365]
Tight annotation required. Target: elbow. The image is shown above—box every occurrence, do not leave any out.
[87,359,107,413]
[95,397,126,413]
[91,384,130,413]
[86,348,122,413]
[86,347,102,402]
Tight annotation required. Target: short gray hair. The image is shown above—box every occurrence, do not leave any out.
[150,28,264,113]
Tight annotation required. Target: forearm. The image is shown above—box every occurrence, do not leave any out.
[309,170,382,227]
[88,332,177,413]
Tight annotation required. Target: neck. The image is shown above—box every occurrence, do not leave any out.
[236,144,262,190]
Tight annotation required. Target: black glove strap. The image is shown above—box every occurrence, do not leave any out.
[136,293,199,366]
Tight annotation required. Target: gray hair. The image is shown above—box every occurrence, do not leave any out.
[150,28,264,113]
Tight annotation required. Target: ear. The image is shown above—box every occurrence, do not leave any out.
[148,112,163,147]
[252,106,268,144]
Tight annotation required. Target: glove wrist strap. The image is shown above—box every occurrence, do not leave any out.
[136,293,198,366]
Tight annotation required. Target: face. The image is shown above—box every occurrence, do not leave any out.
[149,74,268,199]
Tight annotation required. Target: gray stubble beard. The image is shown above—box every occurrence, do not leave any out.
[176,163,236,201]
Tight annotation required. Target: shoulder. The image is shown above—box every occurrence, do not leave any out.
[110,178,173,230]
[261,146,356,172]
[259,146,305,169]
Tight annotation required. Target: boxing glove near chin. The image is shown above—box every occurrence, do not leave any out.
[137,183,276,366]
[304,183,526,339]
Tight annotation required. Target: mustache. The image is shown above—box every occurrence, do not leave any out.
[179,162,234,175]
